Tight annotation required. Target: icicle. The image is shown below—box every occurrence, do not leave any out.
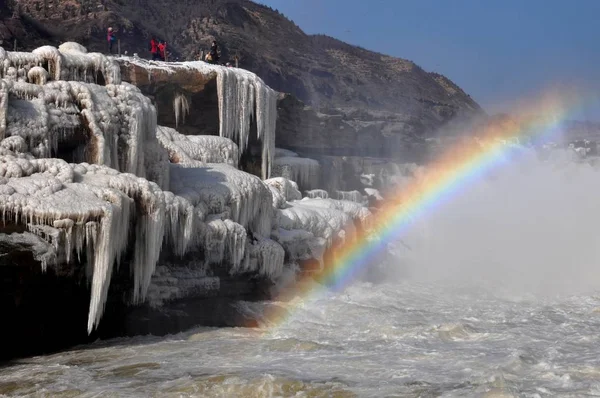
[237,237,285,279]
[0,80,7,140]
[157,125,239,167]
[31,46,61,80]
[335,190,366,205]
[162,191,195,256]
[202,218,247,266]
[86,189,131,333]
[130,207,165,304]
[213,65,277,178]
[27,67,49,85]
[173,93,189,128]
[169,163,273,237]
[305,189,329,199]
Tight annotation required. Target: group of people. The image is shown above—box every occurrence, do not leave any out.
[149,37,168,61]
[107,27,232,66]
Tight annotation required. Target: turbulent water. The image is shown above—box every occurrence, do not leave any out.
[3,148,600,397]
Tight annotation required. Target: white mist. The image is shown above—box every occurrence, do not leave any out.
[390,148,600,296]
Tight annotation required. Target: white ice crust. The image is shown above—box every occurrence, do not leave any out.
[0,43,372,332]
[117,57,278,179]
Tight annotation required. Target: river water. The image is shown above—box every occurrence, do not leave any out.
[3,283,600,397]
[3,149,600,397]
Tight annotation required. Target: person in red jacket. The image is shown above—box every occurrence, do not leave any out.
[149,37,159,60]
[158,41,167,61]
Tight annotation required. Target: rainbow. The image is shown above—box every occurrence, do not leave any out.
[261,90,585,331]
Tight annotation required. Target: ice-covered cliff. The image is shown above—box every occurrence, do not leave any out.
[0,43,373,350]
[116,57,278,180]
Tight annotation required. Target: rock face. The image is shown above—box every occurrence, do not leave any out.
[6,0,483,145]
[118,59,220,137]
[275,94,432,160]
[0,43,375,359]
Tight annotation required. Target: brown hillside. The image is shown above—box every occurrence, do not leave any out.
[3,0,484,137]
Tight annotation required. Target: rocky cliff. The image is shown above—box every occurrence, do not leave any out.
[0,42,377,359]
[3,0,483,149]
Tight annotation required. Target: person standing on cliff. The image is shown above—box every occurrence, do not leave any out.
[208,40,220,64]
[158,41,167,61]
[107,27,116,54]
[149,37,159,60]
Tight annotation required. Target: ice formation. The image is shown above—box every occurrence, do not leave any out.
[274,148,299,158]
[118,57,278,179]
[334,190,366,205]
[0,57,168,188]
[157,126,239,167]
[360,173,375,186]
[0,157,130,332]
[241,237,286,278]
[169,163,273,237]
[305,189,329,199]
[272,156,320,190]
[0,155,198,333]
[0,43,120,85]
[364,187,384,203]
[296,198,372,231]
[264,177,302,203]
[173,93,189,128]
[0,43,372,334]
[272,197,373,266]
[202,217,248,267]
[147,265,219,308]
[276,201,355,248]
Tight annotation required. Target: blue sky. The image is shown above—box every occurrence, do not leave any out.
[256,0,600,121]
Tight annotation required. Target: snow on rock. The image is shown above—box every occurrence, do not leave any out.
[272,156,320,190]
[202,217,247,267]
[360,173,375,186]
[334,190,366,205]
[105,82,169,186]
[274,148,299,158]
[297,198,372,231]
[0,43,121,85]
[27,67,49,86]
[157,125,239,167]
[264,177,302,203]
[0,135,28,153]
[304,189,329,199]
[73,164,169,306]
[169,163,273,237]
[0,155,195,333]
[116,57,277,178]
[58,42,88,54]
[275,200,355,249]
[267,184,287,209]
[364,188,384,202]
[237,237,285,279]
[0,156,131,333]
[1,75,169,189]
[273,198,373,266]
[0,43,375,335]
[272,227,327,267]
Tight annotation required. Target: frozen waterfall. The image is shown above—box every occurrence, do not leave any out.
[0,43,372,334]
